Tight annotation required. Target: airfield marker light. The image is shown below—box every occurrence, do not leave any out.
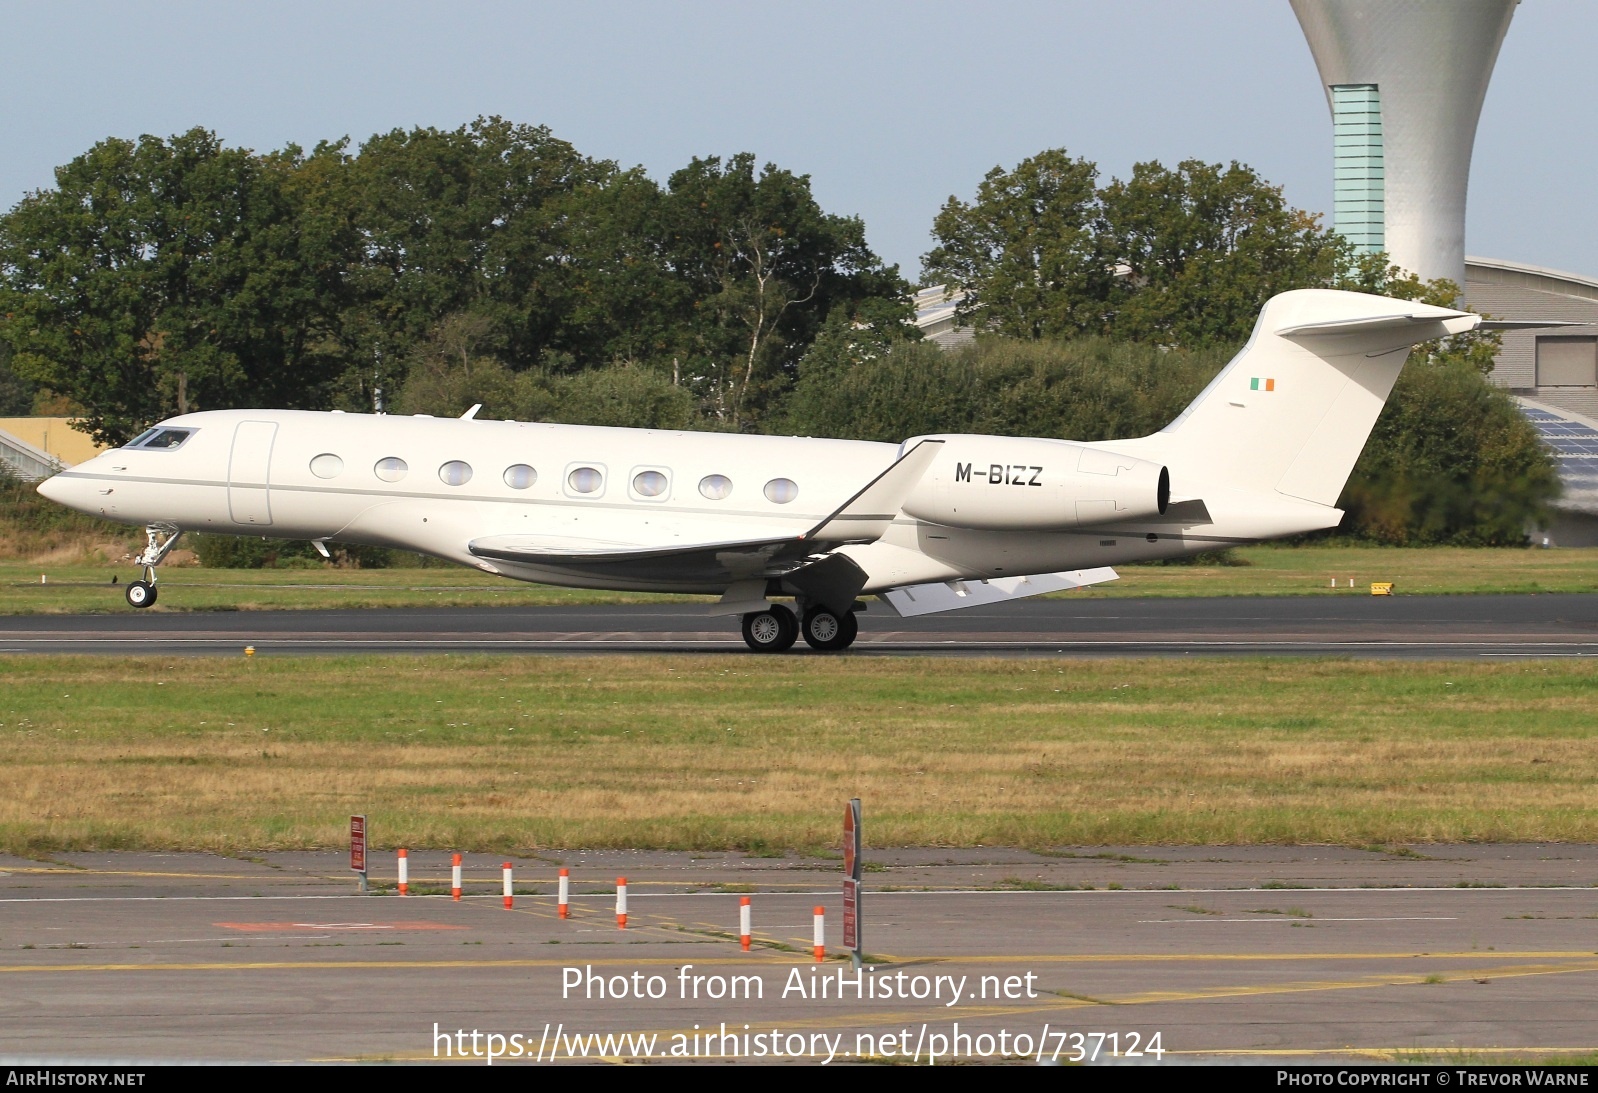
[616,877,628,929]
[244,646,255,658]
[397,848,409,896]
[813,907,825,963]
[503,862,514,909]
[739,896,751,951]
[558,868,570,918]
[451,853,463,901]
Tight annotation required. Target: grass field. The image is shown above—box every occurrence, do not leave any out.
[4,544,1597,615]
[3,654,1595,854]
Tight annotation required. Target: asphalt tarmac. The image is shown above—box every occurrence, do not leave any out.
[2,847,1596,1065]
[2,593,1597,657]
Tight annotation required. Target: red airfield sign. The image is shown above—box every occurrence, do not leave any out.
[350,815,366,873]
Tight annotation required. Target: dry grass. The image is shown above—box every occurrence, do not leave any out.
[1,655,1595,853]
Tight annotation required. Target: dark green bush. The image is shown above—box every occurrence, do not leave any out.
[190,534,409,569]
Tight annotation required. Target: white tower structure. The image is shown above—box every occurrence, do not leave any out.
[1290,0,1517,287]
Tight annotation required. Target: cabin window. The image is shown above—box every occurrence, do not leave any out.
[374,457,408,482]
[631,469,668,498]
[309,453,344,479]
[567,466,603,494]
[699,474,732,500]
[763,477,799,504]
[503,464,537,489]
[134,428,194,451]
[438,460,473,486]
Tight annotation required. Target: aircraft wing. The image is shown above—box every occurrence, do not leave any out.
[468,531,814,584]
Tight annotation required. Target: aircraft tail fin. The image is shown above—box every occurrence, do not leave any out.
[1148,289,1479,506]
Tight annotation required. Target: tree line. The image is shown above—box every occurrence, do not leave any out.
[0,119,906,442]
[0,128,1559,545]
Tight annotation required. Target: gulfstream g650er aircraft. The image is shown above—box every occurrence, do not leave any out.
[36,289,1490,651]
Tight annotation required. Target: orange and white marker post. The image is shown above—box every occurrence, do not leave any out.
[397,848,409,896]
[502,862,514,909]
[451,853,463,902]
[616,877,628,929]
[813,906,826,963]
[558,868,570,918]
[739,896,752,951]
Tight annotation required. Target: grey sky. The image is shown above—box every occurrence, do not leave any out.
[4,1,1591,281]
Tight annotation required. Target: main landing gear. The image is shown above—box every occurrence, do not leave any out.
[739,603,860,653]
[124,524,182,609]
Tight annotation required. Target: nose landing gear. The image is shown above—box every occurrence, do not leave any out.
[125,524,182,609]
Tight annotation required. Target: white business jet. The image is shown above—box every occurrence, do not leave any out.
[36,289,1492,651]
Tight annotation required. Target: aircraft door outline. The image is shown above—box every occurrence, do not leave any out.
[228,421,277,526]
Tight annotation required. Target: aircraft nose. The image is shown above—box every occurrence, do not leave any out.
[35,472,85,511]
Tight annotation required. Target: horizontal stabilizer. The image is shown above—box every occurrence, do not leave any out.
[1274,310,1475,339]
[1477,319,1590,331]
[880,567,1118,617]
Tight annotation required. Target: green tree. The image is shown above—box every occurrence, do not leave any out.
[1331,273,1555,544]
[528,365,700,430]
[923,151,1354,349]
[922,149,1110,339]
[660,153,909,428]
[1099,159,1349,346]
[0,342,34,416]
[0,129,344,444]
[391,312,524,420]
[1342,353,1558,545]
[337,117,611,389]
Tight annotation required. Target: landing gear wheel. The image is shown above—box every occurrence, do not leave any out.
[801,607,858,651]
[125,580,157,609]
[741,606,798,653]
[124,525,180,609]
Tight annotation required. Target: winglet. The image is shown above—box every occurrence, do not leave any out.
[807,439,943,543]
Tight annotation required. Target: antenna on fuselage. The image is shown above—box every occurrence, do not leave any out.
[460,404,482,420]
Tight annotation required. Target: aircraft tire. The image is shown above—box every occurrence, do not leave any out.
[742,606,798,653]
[801,606,856,651]
[125,580,157,609]
[837,610,859,649]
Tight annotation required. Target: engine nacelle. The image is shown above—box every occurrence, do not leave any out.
[900,435,1169,530]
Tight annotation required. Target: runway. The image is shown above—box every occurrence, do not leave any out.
[3,847,1596,1064]
[1,593,1597,657]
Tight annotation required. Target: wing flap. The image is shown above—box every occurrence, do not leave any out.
[880,567,1119,617]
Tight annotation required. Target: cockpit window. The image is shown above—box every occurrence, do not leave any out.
[124,428,161,449]
[132,428,195,450]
